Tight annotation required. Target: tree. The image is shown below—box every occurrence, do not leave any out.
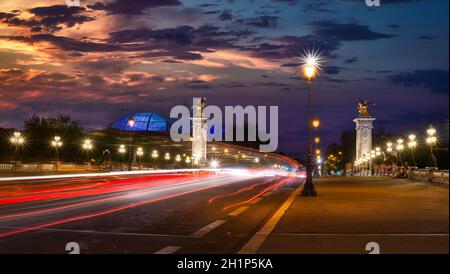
[23,114,86,162]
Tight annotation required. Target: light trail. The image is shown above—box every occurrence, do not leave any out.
[0,174,264,238]
[0,175,232,220]
[0,168,247,182]
[222,178,293,211]
[0,174,214,205]
[208,178,276,203]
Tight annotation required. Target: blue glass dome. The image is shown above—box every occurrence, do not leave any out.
[110,112,170,132]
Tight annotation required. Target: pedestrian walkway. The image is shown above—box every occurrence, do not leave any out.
[257,176,449,254]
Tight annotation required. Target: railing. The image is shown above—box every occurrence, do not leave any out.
[409,168,449,184]
[0,162,97,173]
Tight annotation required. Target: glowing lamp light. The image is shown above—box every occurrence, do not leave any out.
[10,132,25,145]
[164,153,171,161]
[118,145,126,154]
[312,118,320,129]
[82,139,93,150]
[128,118,135,128]
[314,137,320,144]
[175,154,182,162]
[51,136,62,147]
[300,49,322,81]
[210,160,219,169]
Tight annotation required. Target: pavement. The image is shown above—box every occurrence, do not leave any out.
[0,174,447,254]
[257,176,449,254]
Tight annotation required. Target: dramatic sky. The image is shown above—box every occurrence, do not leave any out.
[0,0,448,155]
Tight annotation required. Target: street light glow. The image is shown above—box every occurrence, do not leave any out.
[82,139,93,150]
[300,49,322,80]
[128,118,135,128]
[118,145,126,154]
[164,152,171,161]
[51,136,62,147]
[210,160,219,169]
[312,118,320,129]
[10,132,25,145]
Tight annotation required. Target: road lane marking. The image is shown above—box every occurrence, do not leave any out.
[154,246,181,254]
[249,198,263,205]
[238,181,304,254]
[191,220,226,237]
[228,206,249,216]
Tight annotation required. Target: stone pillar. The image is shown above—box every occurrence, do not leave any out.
[192,98,208,166]
[354,116,376,176]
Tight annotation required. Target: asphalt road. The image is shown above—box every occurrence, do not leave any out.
[0,171,302,254]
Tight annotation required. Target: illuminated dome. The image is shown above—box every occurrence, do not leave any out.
[110,112,170,132]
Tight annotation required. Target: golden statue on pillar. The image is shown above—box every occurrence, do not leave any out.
[357,98,374,117]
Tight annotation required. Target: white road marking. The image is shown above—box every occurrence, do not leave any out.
[238,182,304,254]
[228,206,249,216]
[154,246,181,254]
[191,220,226,237]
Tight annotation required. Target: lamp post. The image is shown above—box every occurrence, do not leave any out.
[312,118,320,177]
[396,139,405,167]
[151,150,159,167]
[136,147,144,169]
[300,50,321,197]
[408,134,417,166]
[118,145,126,170]
[164,152,171,165]
[338,151,343,174]
[127,118,135,171]
[175,154,182,167]
[51,136,63,171]
[426,126,437,167]
[82,139,93,162]
[10,131,25,162]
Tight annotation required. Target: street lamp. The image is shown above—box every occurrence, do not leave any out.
[397,139,405,166]
[386,142,393,153]
[175,154,182,165]
[312,118,320,129]
[51,136,63,171]
[314,137,320,144]
[127,118,135,171]
[51,136,63,160]
[10,131,25,161]
[408,134,417,166]
[210,160,219,169]
[136,147,144,169]
[300,50,322,197]
[426,126,438,167]
[164,152,171,161]
[118,144,126,169]
[82,139,93,162]
[338,151,344,173]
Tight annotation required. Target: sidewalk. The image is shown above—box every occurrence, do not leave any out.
[258,176,449,254]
